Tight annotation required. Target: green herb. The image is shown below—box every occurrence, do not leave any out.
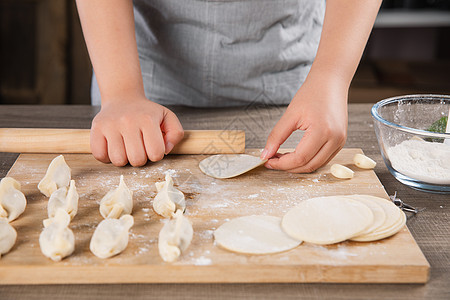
[427,116,448,133]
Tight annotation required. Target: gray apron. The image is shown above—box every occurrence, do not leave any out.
[91,0,325,107]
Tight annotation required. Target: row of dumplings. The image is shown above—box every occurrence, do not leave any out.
[37,155,135,261]
[154,174,193,263]
[2,155,193,262]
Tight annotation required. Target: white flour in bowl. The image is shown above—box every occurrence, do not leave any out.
[386,139,450,185]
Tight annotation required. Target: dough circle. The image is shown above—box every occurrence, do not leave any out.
[199,154,266,179]
[351,197,406,242]
[214,215,302,254]
[281,196,374,245]
[351,210,406,242]
[343,195,386,236]
[349,195,404,241]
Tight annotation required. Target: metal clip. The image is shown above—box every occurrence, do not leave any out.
[389,191,424,214]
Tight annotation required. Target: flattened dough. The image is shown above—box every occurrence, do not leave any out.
[351,195,406,242]
[199,154,267,179]
[350,195,405,242]
[351,210,406,242]
[281,196,374,245]
[214,215,301,254]
[344,195,386,236]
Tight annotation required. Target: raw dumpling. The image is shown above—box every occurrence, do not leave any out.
[38,155,71,197]
[0,218,17,258]
[39,209,75,261]
[153,174,185,218]
[48,180,79,220]
[0,177,27,222]
[99,175,133,219]
[90,214,134,259]
[158,210,193,263]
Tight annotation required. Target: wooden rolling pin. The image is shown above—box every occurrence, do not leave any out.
[0,128,245,154]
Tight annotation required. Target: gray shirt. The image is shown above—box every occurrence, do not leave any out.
[91,0,325,107]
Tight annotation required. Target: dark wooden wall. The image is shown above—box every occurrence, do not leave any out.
[0,0,91,105]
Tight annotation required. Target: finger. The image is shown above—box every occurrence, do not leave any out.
[285,142,342,173]
[121,127,148,167]
[90,128,110,163]
[161,110,184,154]
[263,152,284,169]
[105,131,128,167]
[261,113,297,160]
[319,145,343,169]
[142,122,165,162]
[266,128,327,171]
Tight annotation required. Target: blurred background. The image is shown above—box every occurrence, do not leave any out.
[1,0,449,105]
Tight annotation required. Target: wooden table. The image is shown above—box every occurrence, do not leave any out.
[0,104,449,299]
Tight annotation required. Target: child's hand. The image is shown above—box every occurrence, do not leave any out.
[90,97,184,167]
[261,78,348,173]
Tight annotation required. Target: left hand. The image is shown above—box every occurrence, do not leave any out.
[261,78,348,173]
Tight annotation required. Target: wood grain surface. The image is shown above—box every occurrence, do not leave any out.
[0,149,429,284]
[0,128,245,154]
[0,105,448,299]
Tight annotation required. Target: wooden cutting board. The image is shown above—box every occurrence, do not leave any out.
[0,149,429,284]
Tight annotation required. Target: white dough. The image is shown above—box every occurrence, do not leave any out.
[282,196,373,245]
[38,155,71,197]
[90,214,134,259]
[344,195,386,236]
[350,195,405,242]
[353,154,376,169]
[99,175,133,219]
[352,209,406,242]
[48,180,79,220]
[199,154,267,179]
[0,218,17,258]
[0,177,27,222]
[153,174,185,218]
[214,215,301,255]
[330,164,354,179]
[39,209,75,261]
[158,210,193,262]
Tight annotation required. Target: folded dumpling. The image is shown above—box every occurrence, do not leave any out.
[38,155,71,197]
[0,177,27,222]
[39,209,75,261]
[158,210,193,263]
[99,175,133,219]
[0,218,17,258]
[153,174,185,218]
[48,180,79,220]
[90,214,134,259]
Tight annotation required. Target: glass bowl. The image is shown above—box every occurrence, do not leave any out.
[371,94,450,193]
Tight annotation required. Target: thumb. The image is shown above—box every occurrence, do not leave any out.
[161,110,184,154]
[261,113,297,160]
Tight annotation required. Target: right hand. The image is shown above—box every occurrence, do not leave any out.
[90,96,184,167]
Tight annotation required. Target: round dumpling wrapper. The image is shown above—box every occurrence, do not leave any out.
[281,196,374,245]
[199,154,266,179]
[214,215,302,254]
